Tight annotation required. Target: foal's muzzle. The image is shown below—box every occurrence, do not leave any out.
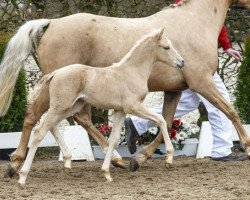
[177,60,184,69]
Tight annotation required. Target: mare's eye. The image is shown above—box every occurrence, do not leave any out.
[163,46,170,50]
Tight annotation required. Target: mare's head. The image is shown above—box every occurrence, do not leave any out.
[152,28,184,69]
[235,0,250,8]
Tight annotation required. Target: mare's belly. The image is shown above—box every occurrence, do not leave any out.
[148,64,187,92]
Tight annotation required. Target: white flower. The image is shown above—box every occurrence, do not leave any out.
[148,127,158,135]
[190,125,200,134]
[182,122,189,129]
[179,131,188,139]
[175,131,187,142]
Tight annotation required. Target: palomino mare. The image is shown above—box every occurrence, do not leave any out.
[18,29,184,185]
[1,0,250,176]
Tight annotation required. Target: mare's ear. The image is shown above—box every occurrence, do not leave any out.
[154,28,165,40]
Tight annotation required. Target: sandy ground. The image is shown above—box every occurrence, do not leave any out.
[0,155,249,200]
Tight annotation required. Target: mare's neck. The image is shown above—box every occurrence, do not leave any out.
[156,0,231,38]
[117,41,156,80]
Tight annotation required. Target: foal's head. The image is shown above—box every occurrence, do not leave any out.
[152,28,184,69]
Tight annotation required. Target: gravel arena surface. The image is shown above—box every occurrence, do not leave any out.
[0,156,250,200]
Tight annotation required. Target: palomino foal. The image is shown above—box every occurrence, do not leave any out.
[18,29,184,185]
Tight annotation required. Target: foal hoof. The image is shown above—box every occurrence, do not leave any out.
[64,168,71,175]
[103,171,113,182]
[111,158,127,169]
[18,180,26,188]
[165,162,172,169]
[129,157,140,172]
[5,164,16,178]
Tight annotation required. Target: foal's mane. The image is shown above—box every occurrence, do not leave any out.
[116,29,161,66]
[162,0,191,10]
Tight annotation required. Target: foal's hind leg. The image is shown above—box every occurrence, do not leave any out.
[101,111,126,182]
[130,92,182,171]
[18,110,61,185]
[6,87,50,178]
[50,127,72,169]
[73,105,126,169]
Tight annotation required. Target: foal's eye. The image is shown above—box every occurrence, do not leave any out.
[163,46,170,50]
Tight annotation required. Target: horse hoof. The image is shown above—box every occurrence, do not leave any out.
[111,158,127,169]
[130,157,140,172]
[5,164,16,178]
[18,180,26,188]
[64,160,72,169]
[103,171,113,182]
[64,168,71,175]
[165,162,172,169]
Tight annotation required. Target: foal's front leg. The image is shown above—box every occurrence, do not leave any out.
[128,103,174,168]
[130,92,181,171]
[101,111,126,182]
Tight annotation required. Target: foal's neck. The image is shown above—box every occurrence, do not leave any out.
[117,39,156,80]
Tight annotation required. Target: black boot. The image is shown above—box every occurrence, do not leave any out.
[125,117,139,154]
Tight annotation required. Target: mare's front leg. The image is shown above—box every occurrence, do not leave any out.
[127,102,174,169]
[6,86,50,178]
[101,111,126,182]
[73,105,126,169]
[130,92,182,171]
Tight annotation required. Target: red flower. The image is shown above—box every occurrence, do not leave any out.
[169,129,177,138]
[103,124,110,131]
[172,119,182,127]
[96,123,101,129]
[99,129,105,134]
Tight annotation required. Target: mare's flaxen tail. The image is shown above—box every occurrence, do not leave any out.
[0,19,51,116]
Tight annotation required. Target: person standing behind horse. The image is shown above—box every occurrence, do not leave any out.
[125,0,246,161]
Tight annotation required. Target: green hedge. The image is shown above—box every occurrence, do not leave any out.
[235,34,250,124]
[0,33,27,132]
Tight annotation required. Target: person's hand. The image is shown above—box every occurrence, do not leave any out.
[224,48,242,62]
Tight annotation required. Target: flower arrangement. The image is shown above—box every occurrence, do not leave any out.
[93,122,126,145]
[168,118,200,150]
[138,118,199,150]
[94,118,199,150]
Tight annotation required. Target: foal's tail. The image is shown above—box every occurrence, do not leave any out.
[0,19,51,116]
[28,72,55,105]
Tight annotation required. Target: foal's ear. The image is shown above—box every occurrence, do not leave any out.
[154,28,165,40]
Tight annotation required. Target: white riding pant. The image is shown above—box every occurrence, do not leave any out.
[131,72,233,158]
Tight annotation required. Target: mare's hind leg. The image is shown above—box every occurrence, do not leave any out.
[6,86,50,178]
[73,104,126,169]
[130,92,182,171]
[193,77,250,157]
[50,127,72,169]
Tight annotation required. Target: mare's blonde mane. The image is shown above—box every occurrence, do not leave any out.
[162,0,191,10]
